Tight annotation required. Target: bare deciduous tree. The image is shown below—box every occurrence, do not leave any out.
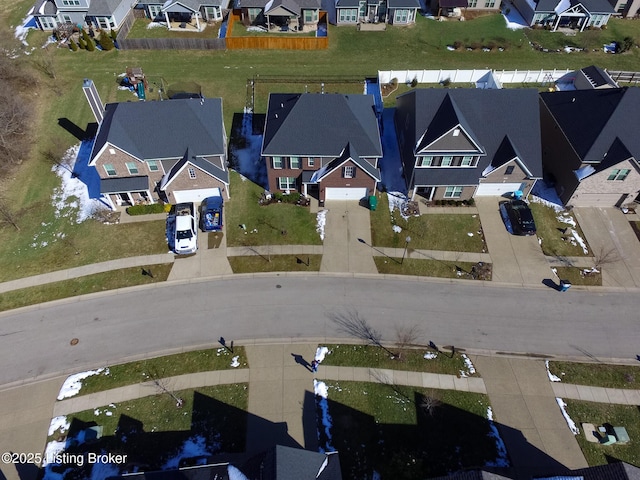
[0,87,30,167]
[418,391,441,417]
[394,324,423,360]
[329,308,396,358]
[0,196,20,231]
[144,369,184,408]
[593,245,620,269]
[32,45,57,80]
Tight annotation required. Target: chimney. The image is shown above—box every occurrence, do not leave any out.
[83,78,105,123]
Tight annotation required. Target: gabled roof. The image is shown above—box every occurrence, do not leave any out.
[311,142,381,182]
[87,0,128,16]
[578,65,618,89]
[240,0,320,10]
[540,87,640,164]
[262,93,382,158]
[241,445,342,480]
[389,0,422,8]
[91,98,225,164]
[160,148,229,190]
[399,89,542,187]
[535,0,613,13]
[32,0,57,15]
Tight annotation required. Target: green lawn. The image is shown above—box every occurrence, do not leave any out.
[51,384,247,472]
[552,266,601,286]
[322,381,497,479]
[371,194,486,252]
[548,361,640,389]
[319,344,480,376]
[529,202,591,257]
[225,171,322,247]
[0,264,172,312]
[564,400,640,467]
[66,346,248,397]
[228,254,321,272]
[374,257,491,280]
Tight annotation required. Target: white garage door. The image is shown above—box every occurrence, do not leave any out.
[475,183,523,197]
[173,188,221,204]
[325,187,368,201]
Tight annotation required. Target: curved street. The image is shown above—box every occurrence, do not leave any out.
[0,274,638,388]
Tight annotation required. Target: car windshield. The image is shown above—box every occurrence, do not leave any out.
[176,230,192,240]
[512,202,534,225]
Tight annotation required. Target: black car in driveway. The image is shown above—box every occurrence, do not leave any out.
[499,200,537,236]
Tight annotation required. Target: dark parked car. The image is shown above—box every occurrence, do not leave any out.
[199,196,223,232]
[499,200,536,236]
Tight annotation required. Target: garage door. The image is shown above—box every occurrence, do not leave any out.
[475,183,523,197]
[325,187,368,201]
[173,188,221,204]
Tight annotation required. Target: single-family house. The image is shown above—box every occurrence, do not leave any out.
[394,88,543,202]
[29,0,130,30]
[237,0,322,29]
[539,87,640,207]
[328,0,420,24]
[511,0,614,30]
[431,0,501,18]
[89,97,229,210]
[140,0,228,29]
[261,93,383,202]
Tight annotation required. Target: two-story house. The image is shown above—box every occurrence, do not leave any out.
[394,88,543,202]
[539,87,640,207]
[261,93,383,202]
[29,0,130,30]
[511,0,614,30]
[237,0,322,29]
[89,97,229,210]
[327,0,421,25]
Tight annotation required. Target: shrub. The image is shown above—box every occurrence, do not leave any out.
[410,77,418,88]
[69,39,78,51]
[467,198,475,206]
[110,29,118,41]
[272,191,301,204]
[98,32,115,51]
[83,30,95,51]
[77,36,86,49]
[455,200,462,207]
[453,40,462,50]
[126,203,167,215]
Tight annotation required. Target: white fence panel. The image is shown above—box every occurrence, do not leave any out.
[378,68,572,86]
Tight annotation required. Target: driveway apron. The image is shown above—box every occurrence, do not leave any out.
[475,198,552,286]
[573,207,640,288]
[473,356,588,477]
[168,228,232,281]
[320,201,377,274]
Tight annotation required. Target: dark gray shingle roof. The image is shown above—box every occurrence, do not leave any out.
[87,0,128,15]
[400,88,542,187]
[262,93,382,158]
[535,0,613,13]
[92,98,225,163]
[540,87,640,164]
[100,176,149,193]
[241,446,342,480]
[161,148,229,189]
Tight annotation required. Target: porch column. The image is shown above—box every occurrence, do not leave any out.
[303,184,308,196]
[164,11,170,27]
[126,192,135,205]
[147,190,154,204]
[195,12,201,30]
[552,13,561,30]
[579,14,588,31]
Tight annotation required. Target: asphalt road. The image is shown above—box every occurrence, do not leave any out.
[0,275,638,387]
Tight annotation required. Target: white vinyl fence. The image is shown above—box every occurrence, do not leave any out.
[378,69,572,86]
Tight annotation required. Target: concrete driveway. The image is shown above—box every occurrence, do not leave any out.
[320,200,378,274]
[573,207,640,288]
[475,198,553,286]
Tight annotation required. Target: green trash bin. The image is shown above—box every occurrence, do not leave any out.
[369,195,377,211]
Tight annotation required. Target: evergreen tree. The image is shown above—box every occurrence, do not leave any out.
[99,32,115,51]
[69,39,78,51]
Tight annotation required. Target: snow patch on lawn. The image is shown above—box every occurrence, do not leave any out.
[459,354,476,377]
[48,416,70,436]
[58,368,109,400]
[423,352,438,360]
[556,398,579,434]
[316,210,327,240]
[546,360,562,382]
[315,346,329,363]
[230,356,240,368]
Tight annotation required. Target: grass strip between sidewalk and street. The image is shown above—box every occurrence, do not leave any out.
[552,266,601,286]
[548,361,640,389]
[64,346,248,397]
[318,344,480,376]
[374,257,491,280]
[228,254,321,273]
[0,264,173,312]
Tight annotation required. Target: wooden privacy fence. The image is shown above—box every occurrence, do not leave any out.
[226,13,328,50]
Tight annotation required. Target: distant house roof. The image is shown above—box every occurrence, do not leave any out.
[91,98,225,164]
[262,93,382,158]
[239,0,320,9]
[439,0,468,8]
[160,147,229,190]
[241,445,342,480]
[398,88,543,187]
[577,65,619,89]
[534,0,613,13]
[100,176,149,194]
[540,87,640,165]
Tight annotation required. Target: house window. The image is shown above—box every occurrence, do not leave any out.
[617,2,627,13]
[97,16,115,28]
[273,156,283,169]
[444,186,463,198]
[394,9,409,23]
[147,160,159,172]
[39,16,57,28]
[62,14,72,23]
[278,177,296,190]
[104,164,116,176]
[308,157,315,167]
[303,9,317,23]
[468,0,477,6]
[343,166,355,178]
[461,155,473,166]
[248,7,262,22]
[290,157,301,169]
[486,0,496,7]
[441,156,453,167]
[607,169,630,181]
[126,162,139,175]
[505,165,515,175]
[339,8,358,22]
[205,6,221,20]
[188,167,197,179]
[453,128,460,137]
[420,156,433,166]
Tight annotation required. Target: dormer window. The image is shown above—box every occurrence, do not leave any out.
[453,128,460,136]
